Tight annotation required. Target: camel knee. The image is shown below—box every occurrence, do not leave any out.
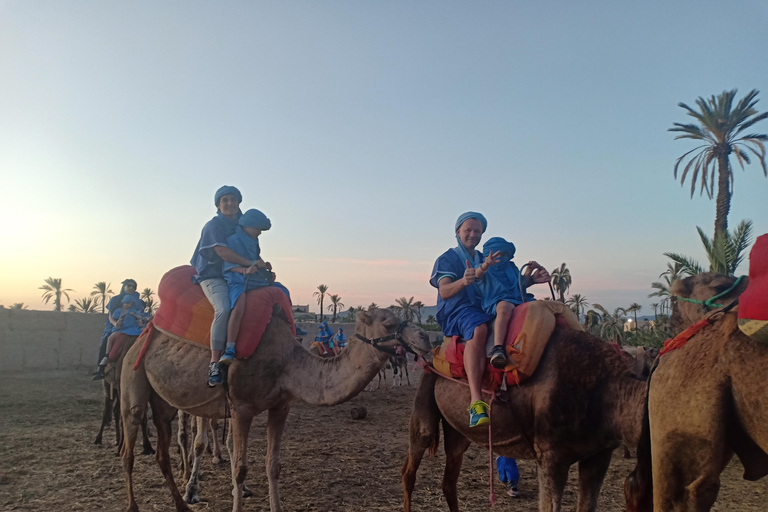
[235,464,248,485]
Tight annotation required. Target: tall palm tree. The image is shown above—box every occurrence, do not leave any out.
[650,303,659,323]
[565,294,589,320]
[392,296,415,321]
[326,294,344,323]
[626,303,642,331]
[593,304,626,345]
[39,277,73,312]
[313,284,329,322]
[141,288,158,314]
[71,297,99,313]
[665,220,753,277]
[550,263,572,302]
[583,309,602,332]
[426,314,437,325]
[412,300,425,324]
[90,282,114,314]
[670,89,767,240]
[368,302,378,311]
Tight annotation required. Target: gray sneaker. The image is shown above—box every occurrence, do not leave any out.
[208,362,222,387]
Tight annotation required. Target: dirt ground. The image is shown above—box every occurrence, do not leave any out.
[1,368,766,511]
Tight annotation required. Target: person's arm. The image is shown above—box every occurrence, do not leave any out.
[474,251,502,280]
[109,312,121,328]
[438,260,479,300]
[524,261,551,287]
[214,245,254,267]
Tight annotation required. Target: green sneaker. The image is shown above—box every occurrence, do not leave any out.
[468,400,490,427]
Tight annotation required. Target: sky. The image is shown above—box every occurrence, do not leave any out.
[1,1,766,314]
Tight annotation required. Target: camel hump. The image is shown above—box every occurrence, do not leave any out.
[153,265,297,358]
[739,234,768,343]
[432,300,577,390]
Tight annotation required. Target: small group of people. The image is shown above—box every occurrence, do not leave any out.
[190,185,291,386]
[430,211,551,427]
[93,279,150,380]
[314,321,346,356]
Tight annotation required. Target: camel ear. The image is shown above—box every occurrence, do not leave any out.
[670,276,692,298]
[356,310,372,325]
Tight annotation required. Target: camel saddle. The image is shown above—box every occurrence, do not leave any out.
[152,265,296,359]
[739,233,768,344]
[430,300,583,391]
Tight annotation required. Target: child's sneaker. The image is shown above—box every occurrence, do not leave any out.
[490,345,508,369]
[219,346,236,366]
[208,362,222,387]
[468,400,490,427]
[507,486,521,498]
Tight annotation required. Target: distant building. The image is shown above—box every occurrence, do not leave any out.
[292,304,309,314]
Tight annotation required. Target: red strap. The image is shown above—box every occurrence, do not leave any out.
[133,321,156,371]
[659,317,712,356]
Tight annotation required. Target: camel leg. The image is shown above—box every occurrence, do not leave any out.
[210,419,223,464]
[140,412,155,455]
[402,373,441,512]
[442,418,472,512]
[230,406,255,512]
[177,411,191,481]
[114,392,123,455]
[403,359,410,386]
[184,416,208,504]
[95,380,112,445]
[149,394,190,512]
[265,404,290,512]
[537,452,569,512]
[121,368,151,512]
[576,447,613,512]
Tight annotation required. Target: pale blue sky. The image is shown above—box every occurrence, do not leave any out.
[1,1,766,313]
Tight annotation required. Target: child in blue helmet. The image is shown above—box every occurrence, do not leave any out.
[94,295,150,379]
[219,208,291,365]
[333,327,347,349]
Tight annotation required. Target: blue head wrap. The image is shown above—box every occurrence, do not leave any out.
[214,186,242,207]
[455,212,487,233]
[121,295,137,305]
[338,327,343,332]
[239,209,271,230]
[483,237,516,263]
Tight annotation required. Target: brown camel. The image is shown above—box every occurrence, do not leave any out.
[176,411,226,504]
[93,335,154,456]
[625,272,768,512]
[402,327,648,512]
[120,307,432,512]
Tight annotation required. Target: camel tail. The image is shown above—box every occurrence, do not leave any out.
[624,371,654,512]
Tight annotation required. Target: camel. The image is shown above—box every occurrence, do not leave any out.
[370,346,411,390]
[402,327,648,512]
[93,335,154,456]
[625,272,768,512]
[176,411,226,504]
[120,307,432,512]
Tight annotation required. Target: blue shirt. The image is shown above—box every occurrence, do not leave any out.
[190,213,240,284]
[102,292,144,336]
[111,306,148,336]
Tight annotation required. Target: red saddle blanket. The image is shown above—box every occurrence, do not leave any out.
[153,266,296,359]
[430,300,582,391]
[739,233,768,343]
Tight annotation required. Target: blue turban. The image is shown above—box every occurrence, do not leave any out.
[455,212,487,233]
[239,209,271,230]
[121,278,137,287]
[483,237,516,259]
[214,185,242,207]
[121,295,137,305]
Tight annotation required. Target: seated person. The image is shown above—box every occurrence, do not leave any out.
[94,295,149,379]
[93,279,143,378]
[333,327,347,349]
[219,208,291,366]
[315,322,333,355]
[475,237,545,369]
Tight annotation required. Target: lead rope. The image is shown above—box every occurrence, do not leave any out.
[488,394,497,506]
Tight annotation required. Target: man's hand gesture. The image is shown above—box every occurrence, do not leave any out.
[463,260,477,286]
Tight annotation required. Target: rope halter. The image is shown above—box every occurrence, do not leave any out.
[675,275,745,311]
[355,321,416,357]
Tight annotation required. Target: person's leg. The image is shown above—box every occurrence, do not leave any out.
[105,332,118,360]
[490,301,515,369]
[221,294,245,365]
[200,278,231,386]
[96,331,110,367]
[463,323,489,427]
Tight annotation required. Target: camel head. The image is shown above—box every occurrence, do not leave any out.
[355,308,432,358]
[670,272,748,333]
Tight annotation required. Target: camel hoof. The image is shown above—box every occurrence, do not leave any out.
[94,437,102,445]
[142,447,155,456]
[184,492,200,505]
[212,455,222,465]
[243,485,253,498]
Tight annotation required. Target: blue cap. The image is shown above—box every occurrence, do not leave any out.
[483,237,516,258]
[121,295,137,305]
[455,212,487,233]
[239,209,271,230]
[214,185,242,207]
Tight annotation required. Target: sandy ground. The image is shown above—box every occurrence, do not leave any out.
[1,368,767,511]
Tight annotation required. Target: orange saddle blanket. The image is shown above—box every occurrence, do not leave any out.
[153,266,296,359]
[430,300,582,391]
[739,233,768,343]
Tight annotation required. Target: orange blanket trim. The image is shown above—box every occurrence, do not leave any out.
[133,321,157,370]
[659,317,712,356]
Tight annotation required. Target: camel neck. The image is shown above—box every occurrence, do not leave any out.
[611,376,647,446]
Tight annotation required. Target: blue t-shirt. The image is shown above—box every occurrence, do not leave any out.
[190,213,240,284]
[102,292,144,336]
[111,306,148,336]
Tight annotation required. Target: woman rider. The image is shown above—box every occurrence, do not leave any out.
[430,212,550,427]
[190,186,263,387]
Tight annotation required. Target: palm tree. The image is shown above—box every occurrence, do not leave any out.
[426,314,437,325]
[583,309,602,332]
[550,263,572,302]
[593,304,627,345]
[39,277,73,312]
[665,220,753,277]
[9,303,28,310]
[313,284,329,322]
[368,302,378,311]
[141,288,158,314]
[71,297,99,313]
[650,303,659,323]
[670,89,767,240]
[626,303,642,331]
[326,294,344,323]
[392,296,415,321]
[90,282,114,314]
[412,300,425,324]
[565,294,589,320]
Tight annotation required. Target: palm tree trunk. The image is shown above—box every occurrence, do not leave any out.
[319,297,324,322]
[714,154,731,241]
